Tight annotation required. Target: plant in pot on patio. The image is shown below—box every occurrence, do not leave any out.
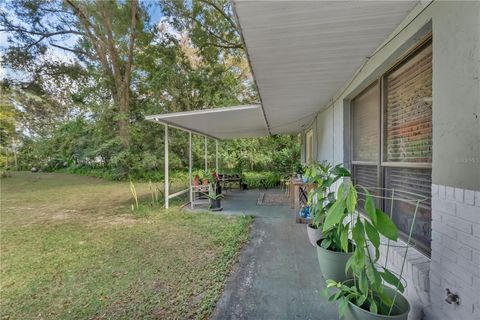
[202,171,223,211]
[304,162,338,247]
[323,188,410,320]
[206,183,224,211]
[315,165,356,282]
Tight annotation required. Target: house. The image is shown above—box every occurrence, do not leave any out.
[148,1,479,319]
[232,1,479,319]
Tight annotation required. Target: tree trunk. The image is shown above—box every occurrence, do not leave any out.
[117,85,130,149]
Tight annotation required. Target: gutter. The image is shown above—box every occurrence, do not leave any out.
[231,0,272,136]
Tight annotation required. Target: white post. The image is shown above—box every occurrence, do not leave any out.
[189,131,193,209]
[12,137,18,170]
[215,140,219,173]
[204,136,208,172]
[164,124,169,209]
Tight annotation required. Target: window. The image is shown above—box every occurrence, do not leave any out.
[306,129,313,163]
[351,39,432,255]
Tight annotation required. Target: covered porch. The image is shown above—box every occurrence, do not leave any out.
[191,188,337,319]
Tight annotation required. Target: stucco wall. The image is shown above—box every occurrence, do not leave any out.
[301,2,480,319]
[431,2,480,191]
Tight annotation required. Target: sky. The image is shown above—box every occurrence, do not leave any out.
[0,1,166,82]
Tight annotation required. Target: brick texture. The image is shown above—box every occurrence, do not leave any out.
[426,184,480,320]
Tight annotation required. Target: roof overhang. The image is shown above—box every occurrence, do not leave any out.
[233,0,418,134]
[146,104,269,140]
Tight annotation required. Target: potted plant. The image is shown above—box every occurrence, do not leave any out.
[206,183,224,211]
[304,162,336,247]
[315,165,356,282]
[323,188,411,320]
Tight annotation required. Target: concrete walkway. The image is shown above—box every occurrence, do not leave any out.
[195,190,338,320]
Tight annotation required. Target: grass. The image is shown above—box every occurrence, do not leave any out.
[0,172,252,319]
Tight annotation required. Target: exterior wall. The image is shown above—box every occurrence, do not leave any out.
[428,185,480,320]
[300,2,480,319]
[431,2,480,190]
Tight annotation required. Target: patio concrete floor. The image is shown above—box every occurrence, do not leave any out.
[191,189,338,320]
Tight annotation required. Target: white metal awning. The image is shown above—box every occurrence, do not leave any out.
[145,104,268,140]
[233,0,418,134]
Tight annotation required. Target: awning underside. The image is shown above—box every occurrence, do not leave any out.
[233,0,418,134]
[146,104,269,140]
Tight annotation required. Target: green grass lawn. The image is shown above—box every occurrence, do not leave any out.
[0,172,251,319]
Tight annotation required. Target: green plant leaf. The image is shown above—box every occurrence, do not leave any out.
[329,291,342,302]
[352,247,365,272]
[346,185,357,213]
[322,200,346,231]
[338,298,348,317]
[340,227,349,253]
[364,221,380,249]
[358,270,368,294]
[370,299,378,314]
[326,279,337,288]
[345,255,354,275]
[337,183,345,201]
[377,290,394,309]
[332,165,351,177]
[363,188,377,225]
[352,218,365,249]
[356,294,367,307]
[366,260,381,288]
[321,238,332,249]
[381,268,405,293]
[375,208,398,241]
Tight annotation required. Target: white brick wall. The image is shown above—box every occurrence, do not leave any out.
[377,240,430,320]
[426,184,480,320]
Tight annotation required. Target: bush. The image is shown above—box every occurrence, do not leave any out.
[241,171,282,189]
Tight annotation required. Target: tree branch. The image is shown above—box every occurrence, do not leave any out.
[162,1,241,50]
[0,26,85,37]
[198,0,237,32]
[49,43,90,57]
[202,42,242,49]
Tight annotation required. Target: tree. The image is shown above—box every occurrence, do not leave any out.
[1,0,145,149]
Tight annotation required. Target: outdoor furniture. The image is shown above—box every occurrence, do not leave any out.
[219,174,242,192]
[190,180,210,209]
[289,178,313,224]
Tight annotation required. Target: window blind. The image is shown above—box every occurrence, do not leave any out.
[385,167,432,254]
[384,43,433,163]
[352,83,379,162]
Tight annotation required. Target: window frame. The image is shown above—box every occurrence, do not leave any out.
[350,35,433,256]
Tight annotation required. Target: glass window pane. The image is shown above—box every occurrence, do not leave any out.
[352,83,380,162]
[384,167,432,255]
[385,42,432,163]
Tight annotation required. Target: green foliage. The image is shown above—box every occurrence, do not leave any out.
[241,171,282,189]
[321,170,404,316]
[304,162,355,251]
[2,1,300,180]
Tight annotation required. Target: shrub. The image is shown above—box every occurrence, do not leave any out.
[241,171,282,189]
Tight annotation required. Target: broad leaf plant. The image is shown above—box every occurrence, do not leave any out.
[315,165,405,317]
